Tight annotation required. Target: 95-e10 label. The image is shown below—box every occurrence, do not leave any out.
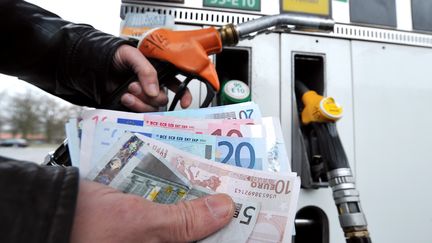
[203,0,261,11]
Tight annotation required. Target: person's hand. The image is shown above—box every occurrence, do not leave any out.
[70,180,235,243]
[113,45,193,112]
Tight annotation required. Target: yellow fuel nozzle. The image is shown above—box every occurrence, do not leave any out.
[301,90,343,125]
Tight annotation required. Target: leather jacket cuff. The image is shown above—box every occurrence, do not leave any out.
[56,24,132,107]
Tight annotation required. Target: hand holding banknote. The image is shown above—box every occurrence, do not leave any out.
[70,180,235,243]
[66,102,299,242]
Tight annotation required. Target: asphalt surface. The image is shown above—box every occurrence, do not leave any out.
[0,146,57,164]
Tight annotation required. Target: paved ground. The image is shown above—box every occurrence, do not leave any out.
[0,145,58,164]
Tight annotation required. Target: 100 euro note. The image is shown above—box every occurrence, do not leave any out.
[134,133,300,243]
[86,133,261,243]
[86,133,191,203]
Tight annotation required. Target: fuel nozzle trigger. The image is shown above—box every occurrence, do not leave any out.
[138,27,222,110]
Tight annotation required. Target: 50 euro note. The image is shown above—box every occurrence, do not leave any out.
[86,133,261,243]
[79,109,258,175]
[152,101,262,121]
[88,122,266,176]
[134,133,300,243]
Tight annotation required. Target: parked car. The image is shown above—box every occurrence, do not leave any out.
[0,138,29,147]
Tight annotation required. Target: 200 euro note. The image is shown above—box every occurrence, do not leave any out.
[134,133,300,243]
[86,133,260,243]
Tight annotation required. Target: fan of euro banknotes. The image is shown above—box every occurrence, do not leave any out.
[65,102,300,243]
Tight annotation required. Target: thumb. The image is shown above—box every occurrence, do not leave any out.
[161,194,235,242]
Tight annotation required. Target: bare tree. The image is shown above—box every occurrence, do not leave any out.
[38,96,63,143]
[0,91,7,135]
[2,87,87,143]
[37,96,84,143]
[5,90,42,139]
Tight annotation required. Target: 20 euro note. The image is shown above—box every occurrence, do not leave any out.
[77,101,261,169]
[89,122,266,175]
[79,109,258,175]
[144,115,292,173]
[139,116,291,173]
[86,133,261,243]
[134,133,301,243]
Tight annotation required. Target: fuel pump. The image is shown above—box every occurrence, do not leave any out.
[295,81,372,243]
[46,12,372,243]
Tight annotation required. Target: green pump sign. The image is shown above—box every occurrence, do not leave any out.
[203,0,261,12]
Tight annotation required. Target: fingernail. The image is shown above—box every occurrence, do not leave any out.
[147,83,159,97]
[122,94,135,106]
[205,194,234,220]
[129,82,142,96]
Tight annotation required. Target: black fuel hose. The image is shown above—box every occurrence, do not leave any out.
[311,122,349,170]
[295,80,372,242]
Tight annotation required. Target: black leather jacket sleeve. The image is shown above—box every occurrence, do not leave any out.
[0,158,79,243]
[0,1,132,243]
[0,0,131,107]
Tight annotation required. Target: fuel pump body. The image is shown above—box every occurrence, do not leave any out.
[121,1,432,243]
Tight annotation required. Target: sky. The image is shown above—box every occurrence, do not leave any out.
[0,0,122,102]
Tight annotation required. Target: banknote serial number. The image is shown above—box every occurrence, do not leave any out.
[234,188,277,199]
[146,121,192,129]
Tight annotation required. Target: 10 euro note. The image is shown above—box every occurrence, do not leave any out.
[135,133,301,243]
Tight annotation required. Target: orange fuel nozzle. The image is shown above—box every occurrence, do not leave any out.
[138,27,223,91]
